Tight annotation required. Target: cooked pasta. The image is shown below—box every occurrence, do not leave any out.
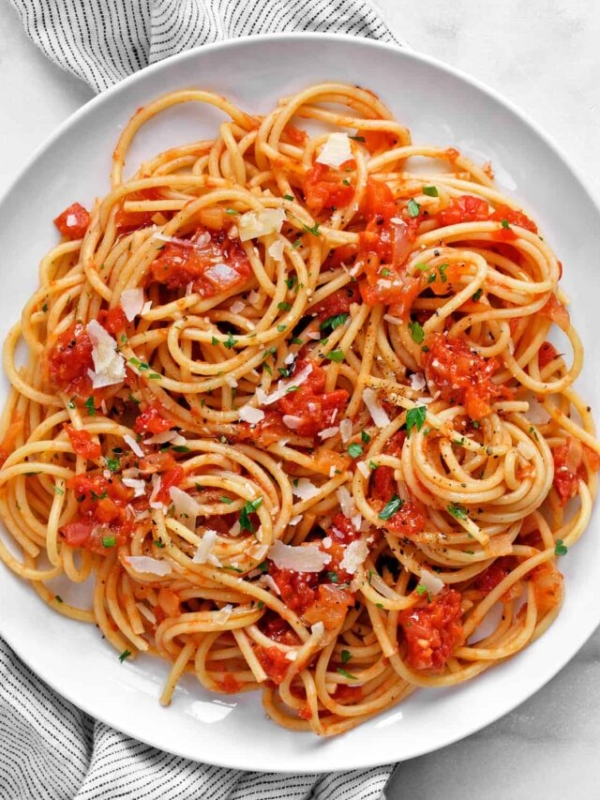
[0,82,598,735]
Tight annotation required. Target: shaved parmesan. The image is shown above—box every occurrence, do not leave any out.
[336,486,356,518]
[268,240,285,261]
[340,539,369,575]
[144,430,178,445]
[420,568,445,596]
[136,602,156,625]
[225,376,238,388]
[356,461,370,478]
[239,208,286,242]
[230,299,246,314]
[383,314,403,325]
[363,387,391,428]
[268,540,331,572]
[123,555,172,576]
[169,486,201,531]
[339,418,353,443]
[193,529,218,564]
[524,395,551,425]
[311,621,325,640]
[409,372,427,392]
[318,426,339,440]
[120,288,145,321]
[283,415,304,430]
[124,434,144,458]
[292,478,320,501]
[204,262,239,286]
[248,290,261,305]
[238,405,265,424]
[141,300,153,315]
[316,132,353,168]
[377,279,392,290]
[213,604,234,624]
[256,363,313,406]
[86,320,126,388]
[122,477,146,497]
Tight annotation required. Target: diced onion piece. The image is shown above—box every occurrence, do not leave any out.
[238,405,265,424]
[292,478,321,501]
[123,555,172,576]
[316,133,353,168]
[239,208,286,242]
[124,434,144,458]
[339,418,353,443]
[524,395,551,424]
[311,621,325,641]
[193,529,218,564]
[141,300,153,315]
[86,320,126,388]
[420,568,445,596]
[340,539,369,575]
[363,387,391,428]
[268,540,331,572]
[120,288,145,321]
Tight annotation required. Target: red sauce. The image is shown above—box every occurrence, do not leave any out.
[256,646,290,685]
[550,438,600,504]
[422,332,512,420]
[539,294,570,331]
[438,195,490,227]
[115,188,164,232]
[397,588,464,671]
[538,341,559,369]
[260,614,301,646]
[98,306,128,335]
[133,403,174,435]
[216,673,243,693]
[310,282,361,322]
[148,227,251,297]
[269,563,319,616]
[53,202,90,239]
[46,323,93,396]
[474,558,513,594]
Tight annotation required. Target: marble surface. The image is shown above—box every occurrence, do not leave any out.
[1,1,600,797]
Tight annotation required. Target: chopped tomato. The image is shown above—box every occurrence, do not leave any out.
[260,613,301,646]
[46,323,93,396]
[269,563,319,616]
[356,129,399,154]
[310,283,361,321]
[323,513,362,584]
[138,451,178,474]
[539,341,559,369]
[235,411,291,447]
[551,438,595,504]
[60,472,135,554]
[372,466,396,503]
[302,583,355,630]
[360,177,397,222]
[284,124,307,145]
[422,332,512,420]
[334,684,363,703]
[134,403,174,435]
[490,205,538,235]
[63,425,102,459]
[276,360,349,438]
[0,415,23,467]
[397,588,464,671]
[54,202,90,239]
[474,557,513,594]
[539,294,570,331]
[303,163,354,215]
[148,227,251,298]
[255,646,290,684]
[215,673,243,693]
[437,195,490,227]
[386,501,427,538]
[154,467,185,504]
[98,306,128,335]
[360,272,421,315]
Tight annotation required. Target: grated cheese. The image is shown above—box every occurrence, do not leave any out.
[120,288,145,321]
[239,208,286,242]
[315,132,353,168]
[363,387,391,428]
[86,320,126,388]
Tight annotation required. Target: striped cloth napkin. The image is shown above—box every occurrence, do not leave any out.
[3,1,402,798]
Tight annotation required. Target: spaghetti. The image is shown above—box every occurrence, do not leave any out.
[0,82,598,735]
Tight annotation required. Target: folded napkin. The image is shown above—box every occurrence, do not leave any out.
[4,1,402,798]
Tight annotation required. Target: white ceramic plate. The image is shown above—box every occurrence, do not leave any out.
[1,34,600,773]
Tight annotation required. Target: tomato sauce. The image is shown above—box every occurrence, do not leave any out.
[303,163,355,215]
[63,425,102,460]
[133,403,174,435]
[397,588,464,671]
[46,323,94,397]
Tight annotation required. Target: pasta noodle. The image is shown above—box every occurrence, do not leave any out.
[1,82,599,736]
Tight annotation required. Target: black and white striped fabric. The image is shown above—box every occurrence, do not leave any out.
[4,2,401,797]
[9,0,398,93]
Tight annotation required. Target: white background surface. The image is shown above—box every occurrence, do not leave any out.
[1,1,600,797]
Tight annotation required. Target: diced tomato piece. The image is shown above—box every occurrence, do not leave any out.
[490,205,538,234]
[372,466,396,503]
[552,439,581,504]
[46,323,93,396]
[386,501,427,538]
[64,425,102,459]
[54,202,90,239]
[437,195,490,227]
[255,646,291,684]
[133,403,174,435]
[422,332,512,420]
[260,613,301,646]
[275,360,349,438]
[360,272,421,313]
[474,557,513,594]
[154,467,184,504]
[397,588,464,671]
[334,684,363,703]
[98,306,128,335]
[269,564,319,616]
[539,341,559,369]
[361,177,397,222]
[115,188,164,232]
[148,227,251,298]
[215,673,243,693]
[539,294,570,331]
[356,129,399,154]
[303,163,354,215]
[310,283,361,322]
[138,451,178,474]
[284,125,307,145]
[60,519,97,548]
[235,411,291,447]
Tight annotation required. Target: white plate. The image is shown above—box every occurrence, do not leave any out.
[1,33,600,773]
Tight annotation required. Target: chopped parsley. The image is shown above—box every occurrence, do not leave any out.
[84,396,96,416]
[406,405,427,436]
[278,302,292,312]
[54,595,63,604]
[341,649,352,664]
[369,460,378,470]
[106,456,120,472]
[325,349,345,363]
[361,431,371,444]
[102,536,116,548]
[347,443,364,459]
[320,312,348,334]
[447,503,468,520]
[555,539,568,556]
[239,496,263,533]
[337,668,358,679]
[408,320,424,344]
[119,649,132,663]
[220,496,233,504]
[472,288,483,302]
[501,219,510,229]
[225,208,239,215]
[53,485,64,496]
[223,333,236,349]
[277,324,287,332]
[407,198,420,218]
[327,571,339,584]
[349,135,365,142]
[378,494,404,520]
[302,221,320,237]
[283,194,294,201]
[422,185,439,197]
[221,565,244,573]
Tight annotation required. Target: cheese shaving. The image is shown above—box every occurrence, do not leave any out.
[315,132,353,168]
[86,320,126,388]
[363,387,391,428]
[192,529,218,563]
[239,208,286,242]
[120,288,145,321]
[238,405,265,424]
[268,540,331,572]
[123,555,172,576]
[292,478,321,501]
